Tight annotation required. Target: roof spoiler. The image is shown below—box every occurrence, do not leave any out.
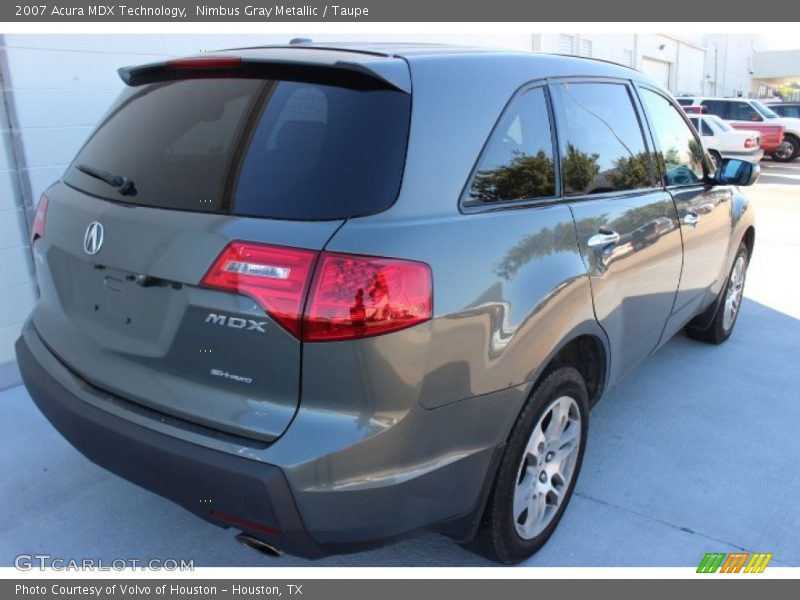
[118,54,411,93]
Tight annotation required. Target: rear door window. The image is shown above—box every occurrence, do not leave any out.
[64,78,411,220]
[553,81,655,195]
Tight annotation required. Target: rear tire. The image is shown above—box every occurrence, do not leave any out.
[470,366,589,564]
[708,150,722,171]
[771,134,799,162]
[685,242,749,345]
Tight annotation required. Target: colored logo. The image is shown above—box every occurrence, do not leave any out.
[697,552,772,573]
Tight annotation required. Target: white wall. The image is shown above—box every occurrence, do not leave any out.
[703,34,765,97]
[0,88,34,363]
[533,32,764,99]
[0,33,535,365]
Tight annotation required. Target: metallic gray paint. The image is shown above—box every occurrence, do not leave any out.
[21,46,755,551]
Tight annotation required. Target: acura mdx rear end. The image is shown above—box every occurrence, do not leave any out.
[16,44,756,564]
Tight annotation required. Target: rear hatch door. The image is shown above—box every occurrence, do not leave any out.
[31,56,411,442]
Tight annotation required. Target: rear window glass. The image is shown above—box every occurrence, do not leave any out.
[64,78,411,220]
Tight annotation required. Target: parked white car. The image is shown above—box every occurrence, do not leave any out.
[677,96,800,161]
[686,114,763,166]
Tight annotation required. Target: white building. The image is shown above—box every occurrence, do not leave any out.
[533,33,768,98]
[0,32,779,377]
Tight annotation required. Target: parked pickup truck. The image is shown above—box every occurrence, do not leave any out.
[678,97,797,161]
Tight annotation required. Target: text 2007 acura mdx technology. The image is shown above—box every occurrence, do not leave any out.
[17,44,757,563]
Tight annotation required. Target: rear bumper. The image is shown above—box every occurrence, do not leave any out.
[15,332,325,558]
[16,322,517,556]
[720,148,764,162]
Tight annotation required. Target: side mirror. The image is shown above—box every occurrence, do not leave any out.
[714,158,760,186]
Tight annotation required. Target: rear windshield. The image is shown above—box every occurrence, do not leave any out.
[64,78,411,220]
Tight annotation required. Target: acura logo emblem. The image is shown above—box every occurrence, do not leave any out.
[83,222,104,255]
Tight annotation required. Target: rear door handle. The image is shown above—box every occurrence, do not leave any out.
[683,212,700,227]
[587,230,621,248]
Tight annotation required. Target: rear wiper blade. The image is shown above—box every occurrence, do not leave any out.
[76,163,137,196]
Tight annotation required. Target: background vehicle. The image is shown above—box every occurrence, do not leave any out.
[763,101,800,119]
[686,113,763,166]
[16,45,758,564]
[678,96,799,161]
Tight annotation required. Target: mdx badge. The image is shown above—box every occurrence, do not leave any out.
[206,313,268,333]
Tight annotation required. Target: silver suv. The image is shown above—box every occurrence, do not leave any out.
[17,44,757,564]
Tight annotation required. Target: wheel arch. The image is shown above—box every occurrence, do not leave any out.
[527,328,610,409]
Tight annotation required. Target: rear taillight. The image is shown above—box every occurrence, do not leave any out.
[201,242,433,342]
[304,252,432,342]
[30,194,49,242]
[201,242,316,338]
[745,137,757,149]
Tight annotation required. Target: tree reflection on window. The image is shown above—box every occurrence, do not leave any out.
[469,150,555,203]
[464,87,556,206]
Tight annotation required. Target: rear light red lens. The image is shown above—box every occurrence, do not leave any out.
[167,56,242,70]
[745,138,756,148]
[201,242,433,342]
[30,194,49,242]
[304,252,432,342]
[201,242,316,338]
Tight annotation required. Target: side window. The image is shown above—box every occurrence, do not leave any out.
[701,100,728,119]
[688,117,700,132]
[464,87,556,206]
[556,82,654,195]
[701,119,714,136]
[731,102,760,121]
[640,89,705,186]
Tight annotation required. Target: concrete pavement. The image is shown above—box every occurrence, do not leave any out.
[1,163,799,567]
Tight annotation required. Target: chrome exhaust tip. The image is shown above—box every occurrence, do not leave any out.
[235,532,283,557]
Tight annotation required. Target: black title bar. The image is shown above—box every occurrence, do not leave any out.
[4,0,800,22]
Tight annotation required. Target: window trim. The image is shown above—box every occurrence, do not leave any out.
[546,76,662,204]
[458,80,562,214]
[634,83,712,189]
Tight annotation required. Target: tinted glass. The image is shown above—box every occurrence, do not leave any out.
[640,89,705,186]
[676,98,694,106]
[557,82,653,195]
[701,100,730,119]
[710,116,732,132]
[465,87,555,205]
[689,116,713,136]
[731,102,760,121]
[65,78,411,220]
[752,100,779,118]
[774,105,800,118]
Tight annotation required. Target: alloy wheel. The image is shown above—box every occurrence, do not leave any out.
[513,395,582,540]
[723,255,746,332]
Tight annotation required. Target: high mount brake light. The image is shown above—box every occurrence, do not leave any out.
[201,242,433,342]
[166,56,243,70]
